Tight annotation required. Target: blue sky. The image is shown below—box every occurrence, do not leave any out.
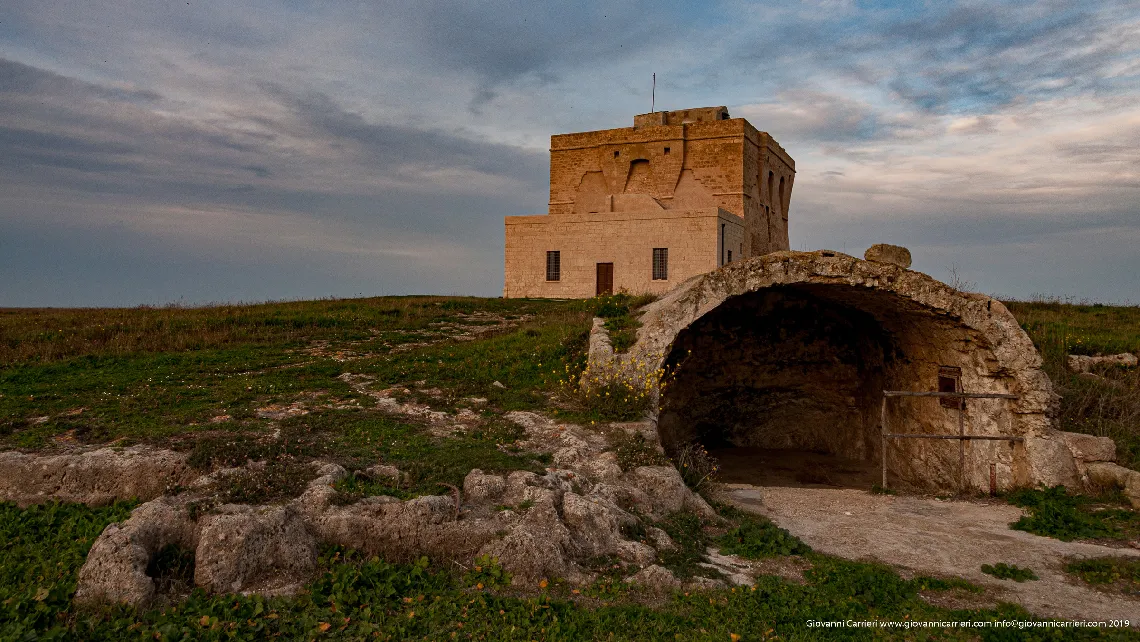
[1,0,1138,306]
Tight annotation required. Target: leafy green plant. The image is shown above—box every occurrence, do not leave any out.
[0,500,136,638]
[981,562,1038,582]
[1065,557,1140,593]
[716,515,811,558]
[910,576,984,593]
[1006,486,1126,541]
[655,511,719,580]
[464,554,511,589]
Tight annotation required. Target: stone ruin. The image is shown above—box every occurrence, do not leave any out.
[1,413,731,608]
[589,247,1127,496]
[2,245,1137,609]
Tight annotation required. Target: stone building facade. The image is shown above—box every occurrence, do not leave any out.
[504,107,795,298]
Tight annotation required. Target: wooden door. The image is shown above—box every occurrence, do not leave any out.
[595,263,613,296]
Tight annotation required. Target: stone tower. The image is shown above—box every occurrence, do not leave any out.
[505,107,795,298]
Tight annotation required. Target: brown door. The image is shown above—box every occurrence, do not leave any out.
[595,263,613,296]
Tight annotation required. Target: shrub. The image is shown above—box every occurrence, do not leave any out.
[609,431,668,470]
[671,441,719,493]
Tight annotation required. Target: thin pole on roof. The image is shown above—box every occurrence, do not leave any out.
[652,73,655,113]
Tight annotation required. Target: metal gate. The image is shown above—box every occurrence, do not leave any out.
[880,390,1022,493]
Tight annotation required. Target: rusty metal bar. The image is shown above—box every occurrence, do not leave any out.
[958,399,965,494]
[883,391,1018,399]
[883,433,1024,441]
[880,396,888,489]
[879,390,1021,493]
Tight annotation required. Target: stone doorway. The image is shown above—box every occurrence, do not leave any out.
[657,285,896,489]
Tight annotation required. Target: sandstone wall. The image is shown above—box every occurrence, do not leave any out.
[503,208,742,298]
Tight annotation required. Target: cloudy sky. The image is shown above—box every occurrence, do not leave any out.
[1,0,1138,307]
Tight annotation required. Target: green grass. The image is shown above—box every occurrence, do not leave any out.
[1065,557,1140,595]
[0,296,590,450]
[3,296,1140,638]
[980,563,1038,582]
[1006,486,1138,542]
[592,293,656,353]
[1003,298,1140,469]
[8,502,1129,641]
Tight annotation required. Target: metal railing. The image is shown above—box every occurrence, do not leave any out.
[880,391,1022,493]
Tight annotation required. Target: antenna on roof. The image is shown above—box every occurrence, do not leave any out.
[651,73,656,113]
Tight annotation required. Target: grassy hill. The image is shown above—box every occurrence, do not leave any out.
[0,295,1137,640]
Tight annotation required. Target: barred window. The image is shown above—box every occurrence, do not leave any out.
[938,365,961,409]
[652,248,668,280]
[545,251,561,281]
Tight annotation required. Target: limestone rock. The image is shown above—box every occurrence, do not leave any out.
[626,564,682,592]
[479,496,577,585]
[0,446,197,507]
[74,498,197,607]
[646,526,677,551]
[863,244,912,268]
[578,451,623,482]
[365,464,403,484]
[309,494,495,560]
[626,466,715,519]
[627,466,689,515]
[195,504,317,595]
[463,469,506,504]
[1086,462,1140,508]
[561,491,651,565]
[1067,353,1138,374]
[1056,431,1116,463]
[1023,435,1080,488]
[687,576,727,590]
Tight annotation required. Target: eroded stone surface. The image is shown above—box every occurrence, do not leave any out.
[863,244,912,268]
[1067,353,1138,374]
[66,408,733,606]
[597,250,1078,491]
[0,446,197,507]
[74,498,197,607]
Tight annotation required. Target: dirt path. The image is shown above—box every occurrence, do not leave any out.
[725,485,1140,624]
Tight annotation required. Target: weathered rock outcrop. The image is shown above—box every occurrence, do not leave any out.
[0,446,197,507]
[68,411,727,606]
[74,498,197,606]
[1067,353,1138,374]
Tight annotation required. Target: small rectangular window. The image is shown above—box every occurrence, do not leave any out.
[652,248,668,280]
[546,251,561,281]
[727,250,732,263]
[663,146,671,154]
[938,366,961,409]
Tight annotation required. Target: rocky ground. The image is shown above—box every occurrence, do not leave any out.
[728,485,1140,622]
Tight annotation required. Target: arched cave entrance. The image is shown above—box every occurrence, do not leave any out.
[651,278,1026,491]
